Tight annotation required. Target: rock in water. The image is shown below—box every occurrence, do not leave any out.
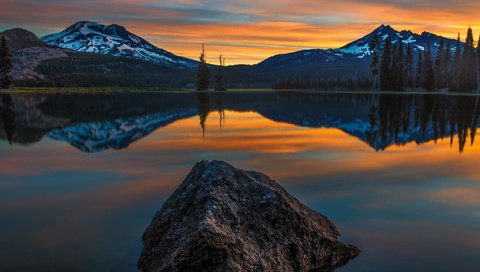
[138,160,359,272]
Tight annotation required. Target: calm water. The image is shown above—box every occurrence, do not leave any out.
[1,91,480,271]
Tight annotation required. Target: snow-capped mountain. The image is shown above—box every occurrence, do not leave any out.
[339,24,457,58]
[42,21,197,68]
[256,25,459,70]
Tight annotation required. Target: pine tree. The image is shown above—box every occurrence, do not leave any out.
[423,45,435,91]
[477,35,480,92]
[369,34,381,90]
[391,43,398,89]
[406,46,414,88]
[434,39,444,88]
[460,28,476,91]
[215,55,226,91]
[415,52,423,88]
[395,41,404,90]
[196,43,210,90]
[0,36,13,89]
[380,37,393,90]
[452,33,462,91]
[441,41,452,88]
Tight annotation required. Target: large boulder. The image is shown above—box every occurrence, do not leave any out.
[138,160,359,272]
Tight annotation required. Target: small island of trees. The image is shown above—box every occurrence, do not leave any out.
[196,43,227,91]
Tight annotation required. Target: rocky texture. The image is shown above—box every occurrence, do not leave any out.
[12,47,67,80]
[138,160,359,272]
[0,28,68,80]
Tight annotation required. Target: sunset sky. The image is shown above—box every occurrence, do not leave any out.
[1,0,480,64]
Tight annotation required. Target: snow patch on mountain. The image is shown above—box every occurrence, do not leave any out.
[338,25,458,58]
[42,21,196,68]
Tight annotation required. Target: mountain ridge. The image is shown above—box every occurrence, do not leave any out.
[257,24,460,69]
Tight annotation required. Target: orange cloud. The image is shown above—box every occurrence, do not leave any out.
[2,0,480,64]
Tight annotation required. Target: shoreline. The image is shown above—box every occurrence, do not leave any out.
[2,87,480,96]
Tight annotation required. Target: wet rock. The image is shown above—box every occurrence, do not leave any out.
[138,160,359,272]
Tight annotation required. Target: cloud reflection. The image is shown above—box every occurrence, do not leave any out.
[1,110,480,271]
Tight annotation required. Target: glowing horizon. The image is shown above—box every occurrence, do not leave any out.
[2,0,480,64]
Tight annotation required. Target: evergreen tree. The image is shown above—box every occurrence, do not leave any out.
[380,37,393,90]
[477,35,480,92]
[415,52,423,88]
[395,41,405,90]
[406,45,414,88]
[369,34,381,90]
[196,43,210,90]
[453,33,462,91]
[215,55,226,91]
[391,42,398,87]
[0,36,13,89]
[434,40,444,88]
[423,45,435,91]
[460,28,476,91]
[441,41,452,88]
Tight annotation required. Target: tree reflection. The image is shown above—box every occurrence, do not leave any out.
[372,93,480,153]
[196,92,210,138]
[1,93,15,144]
[213,92,226,127]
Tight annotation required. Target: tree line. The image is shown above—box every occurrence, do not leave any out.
[272,75,374,90]
[372,27,480,92]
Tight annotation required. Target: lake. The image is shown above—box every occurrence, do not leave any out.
[1,91,480,271]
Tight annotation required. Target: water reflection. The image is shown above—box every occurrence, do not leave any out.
[197,92,210,138]
[1,94,15,144]
[1,92,480,153]
[1,93,480,271]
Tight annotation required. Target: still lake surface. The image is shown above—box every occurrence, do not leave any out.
[1,91,480,271]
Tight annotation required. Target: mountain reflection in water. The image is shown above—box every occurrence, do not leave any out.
[1,91,480,272]
[1,92,480,153]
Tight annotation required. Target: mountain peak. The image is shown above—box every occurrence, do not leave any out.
[338,24,399,56]
[372,24,397,36]
[377,24,392,30]
[63,21,128,37]
[42,21,197,67]
[67,20,99,29]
